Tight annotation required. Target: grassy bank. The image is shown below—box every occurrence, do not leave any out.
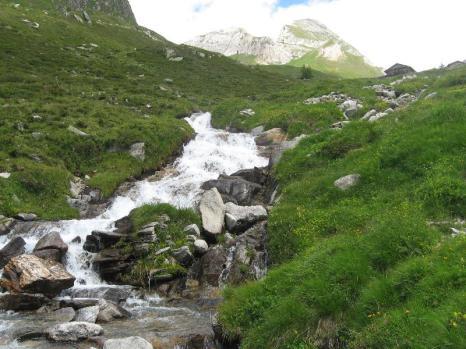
[0,1,294,219]
[218,68,466,348]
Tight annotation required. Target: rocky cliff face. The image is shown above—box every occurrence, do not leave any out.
[53,0,136,23]
[187,19,382,78]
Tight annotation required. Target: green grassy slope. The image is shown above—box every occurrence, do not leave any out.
[218,68,466,348]
[0,1,293,219]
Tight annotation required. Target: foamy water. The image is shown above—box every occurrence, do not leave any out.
[0,112,268,287]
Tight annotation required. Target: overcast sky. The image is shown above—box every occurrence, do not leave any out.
[129,0,466,71]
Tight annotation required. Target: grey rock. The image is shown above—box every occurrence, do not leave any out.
[202,175,262,206]
[0,293,50,311]
[183,224,201,237]
[199,188,225,236]
[33,248,63,262]
[250,125,265,136]
[254,128,286,146]
[172,246,194,267]
[33,231,68,257]
[193,239,208,255]
[51,307,76,322]
[224,202,268,234]
[199,246,228,286]
[103,336,153,349]
[0,172,11,179]
[129,142,145,161]
[97,299,131,323]
[334,174,361,191]
[425,92,438,99]
[68,125,89,137]
[0,216,15,235]
[46,322,103,342]
[240,108,255,117]
[74,305,100,323]
[14,213,37,221]
[361,109,377,121]
[0,236,26,268]
[155,246,171,255]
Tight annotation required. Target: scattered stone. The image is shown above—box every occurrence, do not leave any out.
[250,125,265,136]
[425,92,438,99]
[155,246,171,255]
[97,299,130,323]
[0,254,75,297]
[33,231,68,258]
[73,14,84,24]
[51,307,76,322]
[240,109,255,117]
[304,92,349,105]
[129,142,145,161]
[68,125,89,137]
[361,109,377,121]
[0,216,15,235]
[0,236,25,268]
[339,99,363,118]
[46,322,103,342]
[198,246,228,286]
[0,293,50,311]
[334,174,361,191]
[183,224,200,237]
[331,121,351,129]
[103,336,153,349]
[254,128,287,146]
[172,246,194,267]
[164,78,173,83]
[224,202,268,234]
[0,172,11,179]
[74,305,100,323]
[33,248,63,262]
[169,56,184,62]
[202,175,262,206]
[83,10,92,24]
[384,63,416,77]
[193,239,208,255]
[199,188,225,237]
[70,177,86,198]
[14,213,37,221]
[368,112,388,122]
[32,114,42,120]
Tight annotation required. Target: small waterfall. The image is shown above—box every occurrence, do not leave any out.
[0,111,268,288]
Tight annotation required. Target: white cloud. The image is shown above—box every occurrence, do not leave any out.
[129,0,466,70]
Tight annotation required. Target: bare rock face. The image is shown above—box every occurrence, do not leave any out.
[46,321,103,342]
[0,255,75,297]
[55,0,136,23]
[199,188,225,237]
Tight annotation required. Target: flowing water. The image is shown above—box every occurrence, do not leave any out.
[0,112,268,348]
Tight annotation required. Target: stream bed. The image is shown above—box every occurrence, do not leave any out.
[0,112,268,348]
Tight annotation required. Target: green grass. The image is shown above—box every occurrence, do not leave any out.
[218,68,466,348]
[0,1,294,219]
[122,203,201,285]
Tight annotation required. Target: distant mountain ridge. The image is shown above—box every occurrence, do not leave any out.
[187,19,383,78]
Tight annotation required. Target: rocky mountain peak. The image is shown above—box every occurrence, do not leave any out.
[53,0,136,23]
[186,18,382,77]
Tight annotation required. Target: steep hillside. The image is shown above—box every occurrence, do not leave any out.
[0,1,294,219]
[217,68,466,348]
[187,19,382,78]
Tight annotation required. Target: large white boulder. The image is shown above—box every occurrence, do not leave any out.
[199,188,225,236]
